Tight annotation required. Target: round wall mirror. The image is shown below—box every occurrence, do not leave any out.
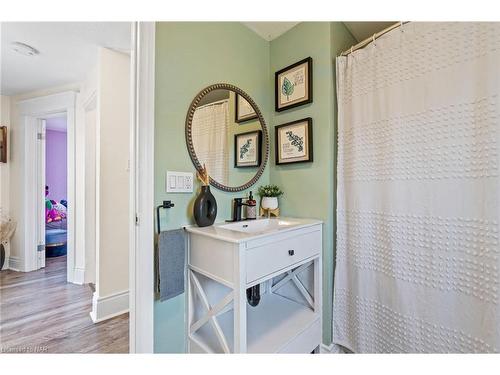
[185,83,269,192]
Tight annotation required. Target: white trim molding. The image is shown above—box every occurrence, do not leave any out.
[17,91,78,282]
[73,267,85,285]
[129,22,156,354]
[90,290,129,323]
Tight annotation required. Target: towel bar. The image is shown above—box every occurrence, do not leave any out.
[156,200,175,233]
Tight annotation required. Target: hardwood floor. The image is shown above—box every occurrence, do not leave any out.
[0,256,129,353]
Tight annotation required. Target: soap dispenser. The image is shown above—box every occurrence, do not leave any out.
[246,191,257,220]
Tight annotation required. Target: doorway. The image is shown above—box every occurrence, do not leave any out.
[0,21,136,353]
[16,93,77,280]
[1,21,155,353]
[17,92,77,282]
[44,115,68,272]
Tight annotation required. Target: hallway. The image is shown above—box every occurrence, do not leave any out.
[0,256,128,353]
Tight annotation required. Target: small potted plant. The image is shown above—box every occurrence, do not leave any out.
[257,184,284,210]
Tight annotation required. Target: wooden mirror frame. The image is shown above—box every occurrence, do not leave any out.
[185,83,269,192]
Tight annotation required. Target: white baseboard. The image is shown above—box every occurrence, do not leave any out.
[72,267,85,285]
[8,256,23,271]
[90,290,129,323]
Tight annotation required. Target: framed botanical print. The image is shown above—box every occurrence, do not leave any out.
[234,130,262,168]
[275,57,313,112]
[275,118,313,165]
[235,93,258,123]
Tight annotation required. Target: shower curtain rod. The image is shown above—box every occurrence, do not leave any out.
[340,21,410,56]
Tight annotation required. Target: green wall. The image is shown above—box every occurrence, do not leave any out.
[154,22,271,353]
[154,21,356,352]
[272,22,355,346]
[270,22,332,344]
[270,21,356,346]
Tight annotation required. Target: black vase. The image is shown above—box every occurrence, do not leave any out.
[0,243,5,270]
[193,185,217,227]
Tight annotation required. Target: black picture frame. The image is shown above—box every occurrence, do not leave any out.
[235,93,258,123]
[275,118,313,165]
[234,130,262,168]
[275,57,313,112]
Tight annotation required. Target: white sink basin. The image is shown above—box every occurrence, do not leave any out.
[219,218,300,234]
[185,217,322,243]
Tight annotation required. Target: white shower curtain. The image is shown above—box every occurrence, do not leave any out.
[192,100,229,185]
[334,22,500,353]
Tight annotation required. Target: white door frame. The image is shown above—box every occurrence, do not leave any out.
[82,91,97,285]
[18,91,77,282]
[129,21,155,353]
[36,117,48,270]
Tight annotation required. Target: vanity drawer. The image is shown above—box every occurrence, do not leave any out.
[246,230,321,283]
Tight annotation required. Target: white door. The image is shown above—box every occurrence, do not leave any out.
[36,119,46,269]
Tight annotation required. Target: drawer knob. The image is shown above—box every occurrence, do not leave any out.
[288,249,295,256]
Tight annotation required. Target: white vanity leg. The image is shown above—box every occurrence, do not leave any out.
[314,257,321,314]
[314,254,322,350]
[233,246,247,353]
[186,268,193,353]
[186,234,192,353]
[265,279,272,295]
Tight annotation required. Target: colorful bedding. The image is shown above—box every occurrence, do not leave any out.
[45,199,67,224]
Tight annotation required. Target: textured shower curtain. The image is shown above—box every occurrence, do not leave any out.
[192,100,229,185]
[333,22,500,353]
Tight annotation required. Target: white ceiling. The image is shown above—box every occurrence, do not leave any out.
[242,22,299,41]
[46,116,67,132]
[343,21,397,42]
[1,22,131,96]
[0,22,397,96]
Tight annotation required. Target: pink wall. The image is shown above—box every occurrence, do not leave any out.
[46,129,67,202]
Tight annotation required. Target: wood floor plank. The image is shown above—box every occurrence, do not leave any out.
[0,256,128,353]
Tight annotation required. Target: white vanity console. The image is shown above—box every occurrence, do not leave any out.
[185,217,322,353]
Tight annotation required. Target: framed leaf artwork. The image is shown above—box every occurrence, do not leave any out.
[235,93,258,123]
[275,118,313,165]
[275,57,313,112]
[234,130,262,168]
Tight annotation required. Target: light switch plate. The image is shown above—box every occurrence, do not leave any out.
[166,171,194,193]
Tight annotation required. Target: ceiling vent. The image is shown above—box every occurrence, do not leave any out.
[11,42,40,57]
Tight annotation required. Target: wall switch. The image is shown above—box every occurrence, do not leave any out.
[166,171,194,193]
[169,175,176,189]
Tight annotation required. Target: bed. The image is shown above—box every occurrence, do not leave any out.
[45,199,67,257]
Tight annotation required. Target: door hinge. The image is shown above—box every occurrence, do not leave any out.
[37,133,44,140]
[135,214,139,225]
